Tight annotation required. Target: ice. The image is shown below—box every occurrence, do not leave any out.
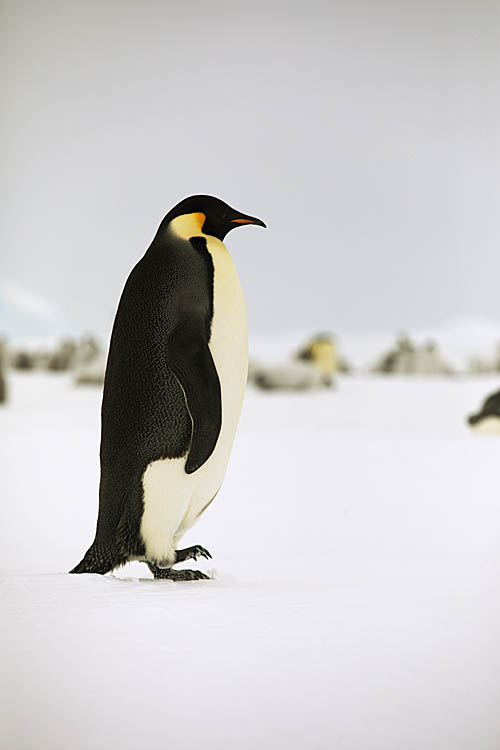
[2,371,500,749]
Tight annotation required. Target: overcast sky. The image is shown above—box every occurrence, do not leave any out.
[1,0,499,339]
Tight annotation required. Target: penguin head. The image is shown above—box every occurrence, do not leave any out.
[163,195,266,241]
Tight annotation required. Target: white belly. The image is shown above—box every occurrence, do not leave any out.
[139,235,248,566]
[469,416,500,434]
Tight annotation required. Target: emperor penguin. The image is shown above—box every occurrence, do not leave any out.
[71,195,266,580]
[296,333,338,386]
[467,389,500,433]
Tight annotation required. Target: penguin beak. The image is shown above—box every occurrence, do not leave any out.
[230,214,267,228]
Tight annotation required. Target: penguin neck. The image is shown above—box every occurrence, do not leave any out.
[168,212,226,251]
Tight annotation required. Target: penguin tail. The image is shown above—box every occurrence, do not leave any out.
[69,540,126,575]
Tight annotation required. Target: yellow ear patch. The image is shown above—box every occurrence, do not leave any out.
[191,212,206,230]
[169,212,206,239]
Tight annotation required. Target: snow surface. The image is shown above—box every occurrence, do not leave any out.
[2,372,500,749]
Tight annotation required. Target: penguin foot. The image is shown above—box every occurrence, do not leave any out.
[147,563,210,581]
[175,545,212,564]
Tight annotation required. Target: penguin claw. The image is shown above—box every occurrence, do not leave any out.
[164,569,210,581]
[178,569,210,581]
[175,545,212,564]
[146,561,211,581]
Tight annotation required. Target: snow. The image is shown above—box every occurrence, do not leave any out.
[2,371,500,749]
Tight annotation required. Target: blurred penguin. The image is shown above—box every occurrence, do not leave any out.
[47,339,76,371]
[251,333,339,391]
[251,361,325,391]
[74,355,106,386]
[373,334,453,376]
[468,389,500,433]
[0,337,7,404]
[296,333,339,386]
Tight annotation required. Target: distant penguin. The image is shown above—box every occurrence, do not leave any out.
[296,333,338,386]
[467,389,500,433]
[252,361,324,391]
[250,333,339,391]
[71,195,266,580]
[0,338,7,404]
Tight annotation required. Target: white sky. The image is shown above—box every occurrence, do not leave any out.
[1,0,499,338]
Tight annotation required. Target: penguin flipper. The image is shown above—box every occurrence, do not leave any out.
[169,333,222,475]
